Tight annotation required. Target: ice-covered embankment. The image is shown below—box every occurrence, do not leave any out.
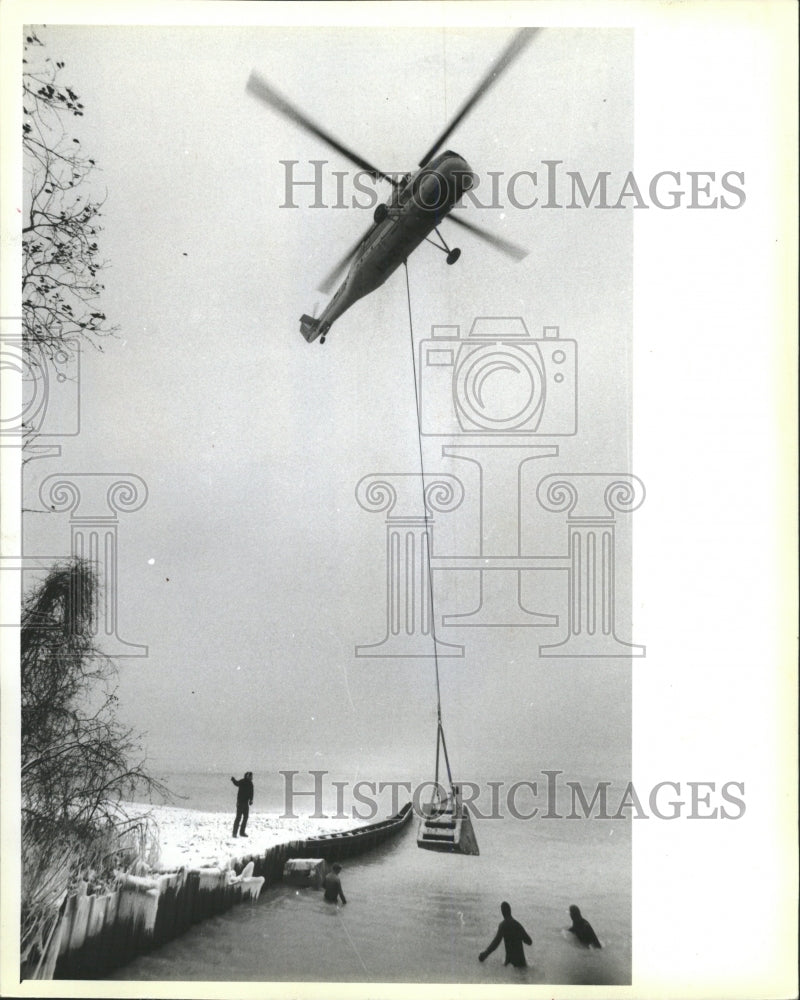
[33,804,366,981]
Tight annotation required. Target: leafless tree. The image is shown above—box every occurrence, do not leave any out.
[22,27,117,440]
[18,33,166,975]
[22,28,117,356]
[20,28,117,471]
[20,559,168,972]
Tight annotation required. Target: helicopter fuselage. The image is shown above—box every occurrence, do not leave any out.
[303,151,474,342]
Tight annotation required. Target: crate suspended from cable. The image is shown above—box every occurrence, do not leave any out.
[416,718,480,856]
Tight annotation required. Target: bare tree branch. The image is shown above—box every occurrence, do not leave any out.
[20,28,117,472]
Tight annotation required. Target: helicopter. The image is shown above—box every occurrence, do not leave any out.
[246,28,538,344]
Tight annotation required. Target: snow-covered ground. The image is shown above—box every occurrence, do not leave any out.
[122,802,361,871]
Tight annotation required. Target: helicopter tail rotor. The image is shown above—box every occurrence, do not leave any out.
[299,313,325,343]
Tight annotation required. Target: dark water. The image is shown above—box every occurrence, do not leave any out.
[115,780,631,985]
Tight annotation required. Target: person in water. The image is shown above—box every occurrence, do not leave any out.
[479,901,532,967]
[230,771,254,838]
[322,863,347,904]
[568,904,602,948]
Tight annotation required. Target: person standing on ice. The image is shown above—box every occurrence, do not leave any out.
[230,771,254,838]
[479,901,532,968]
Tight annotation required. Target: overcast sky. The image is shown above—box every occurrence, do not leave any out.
[23,24,635,784]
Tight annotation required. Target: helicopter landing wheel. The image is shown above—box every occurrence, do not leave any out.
[320,336,326,345]
[446,248,461,265]
[373,203,389,223]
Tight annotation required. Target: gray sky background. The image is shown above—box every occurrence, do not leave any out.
[23,25,634,783]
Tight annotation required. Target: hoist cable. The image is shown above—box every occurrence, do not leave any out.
[403,260,453,797]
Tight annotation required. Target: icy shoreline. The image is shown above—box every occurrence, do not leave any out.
[123,802,363,872]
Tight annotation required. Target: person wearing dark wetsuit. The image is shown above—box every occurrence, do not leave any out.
[568,904,602,948]
[322,864,347,904]
[479,901,532,967]
[231,771,254,837]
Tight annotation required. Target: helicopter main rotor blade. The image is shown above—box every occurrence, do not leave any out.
[418,27,539,168]
[317,231,366,294]
[246,71,398,186]
[446,214,529,261]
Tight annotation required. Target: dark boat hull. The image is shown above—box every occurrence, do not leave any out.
[294,802,413,863]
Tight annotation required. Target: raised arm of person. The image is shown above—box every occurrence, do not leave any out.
[479,925,503,962]
[231,776,240,787]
